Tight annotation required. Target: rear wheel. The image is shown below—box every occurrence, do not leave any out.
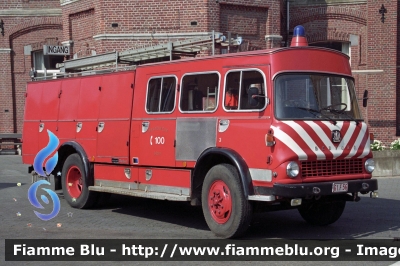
[298,198,346,226]
[62,154,97,209]
[201,164,252,238]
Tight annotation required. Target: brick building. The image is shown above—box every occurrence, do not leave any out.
[0,0,398,145]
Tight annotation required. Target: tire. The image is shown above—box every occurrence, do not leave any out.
[61,153,97,209]
[298,198,346,226]
[201,164,252,238]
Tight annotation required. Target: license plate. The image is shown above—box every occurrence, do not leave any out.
[332,182,348,193]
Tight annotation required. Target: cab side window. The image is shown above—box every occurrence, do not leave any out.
[224,70,266,111]
[180,73,219,112]
[146,76,176,113]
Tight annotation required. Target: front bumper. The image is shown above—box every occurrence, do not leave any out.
[254,179,378,198]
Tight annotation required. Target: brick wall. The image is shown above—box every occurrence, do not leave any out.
[0,1,62,134]
[219,3,268,51]
[61,0,96,55]
[365,0,398,145]
[12,28,63,133]
[61,0,280,56]
[1,0,399,148]
[0,51,13,133]
[290,0,398,146]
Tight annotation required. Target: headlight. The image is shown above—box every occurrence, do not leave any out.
[286,161,299,178]
[365,158,375,173]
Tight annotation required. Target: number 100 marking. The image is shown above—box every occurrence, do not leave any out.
[155,137,165,145]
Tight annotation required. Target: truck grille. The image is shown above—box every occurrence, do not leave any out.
[301,159,363,178]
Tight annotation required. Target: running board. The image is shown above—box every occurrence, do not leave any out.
[89,186,190,201]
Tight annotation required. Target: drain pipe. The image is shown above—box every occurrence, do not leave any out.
[287,0,290,47]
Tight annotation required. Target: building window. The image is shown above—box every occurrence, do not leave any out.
[32,50,44,71]
[32,50,64,71]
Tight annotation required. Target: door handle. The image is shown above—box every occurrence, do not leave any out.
[76,122,82,133]
[218,119,230,132]
[142,121,150,133]
[97,122,105,133]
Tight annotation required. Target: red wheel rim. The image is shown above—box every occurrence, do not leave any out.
[66,166,83,199]
[208,180,232,224]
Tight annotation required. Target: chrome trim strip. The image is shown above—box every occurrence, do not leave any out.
[138,184,190,196]
[89,186,190,201]
[95,180,139,190]
[248,195,276,201]
[94,179,190,196]
[249,168,272,182]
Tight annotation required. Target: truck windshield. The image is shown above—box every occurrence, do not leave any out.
[274,74,362,121]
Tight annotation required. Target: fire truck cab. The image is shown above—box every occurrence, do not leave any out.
[22,26,378,238]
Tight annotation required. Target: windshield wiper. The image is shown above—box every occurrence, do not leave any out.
[296,107,338,125]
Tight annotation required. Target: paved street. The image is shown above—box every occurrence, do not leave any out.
[1,155,400,266]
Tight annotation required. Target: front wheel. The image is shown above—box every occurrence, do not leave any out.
[298,198,346,226]
[61,153,97,209]
[201,164,252,238]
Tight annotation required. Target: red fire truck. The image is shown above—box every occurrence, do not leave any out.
[22,26,377,238]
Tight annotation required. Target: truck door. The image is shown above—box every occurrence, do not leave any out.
[57,78,81,144]
[75,76,102,160]
[22,82,43,163]
[132,75,177,167]
[96,72,135,164]
[217,68,271,170]
[22,80,60,166]
[38,81,61,153]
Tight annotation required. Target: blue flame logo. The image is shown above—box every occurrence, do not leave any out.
[29,130,60,221]
[33,130,59,176]
[28,180,60,221]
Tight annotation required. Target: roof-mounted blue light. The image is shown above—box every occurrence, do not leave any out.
[293,25,305,37]
[290,25,308,47]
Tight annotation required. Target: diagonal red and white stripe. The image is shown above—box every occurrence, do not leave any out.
[271,121,370,161]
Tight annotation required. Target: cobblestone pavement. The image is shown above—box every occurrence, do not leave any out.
[1,155,399,266]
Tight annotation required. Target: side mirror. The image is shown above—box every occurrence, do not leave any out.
[363,90,368,107]
[248,87,259,107]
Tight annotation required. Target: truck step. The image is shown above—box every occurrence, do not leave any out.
[89,185,190,201]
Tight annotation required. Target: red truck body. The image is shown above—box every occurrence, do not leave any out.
[22,39,377,238]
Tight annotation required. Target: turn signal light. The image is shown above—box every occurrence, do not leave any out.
[265,133,275,147]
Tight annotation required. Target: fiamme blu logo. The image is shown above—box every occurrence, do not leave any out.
[28,130,60,221]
